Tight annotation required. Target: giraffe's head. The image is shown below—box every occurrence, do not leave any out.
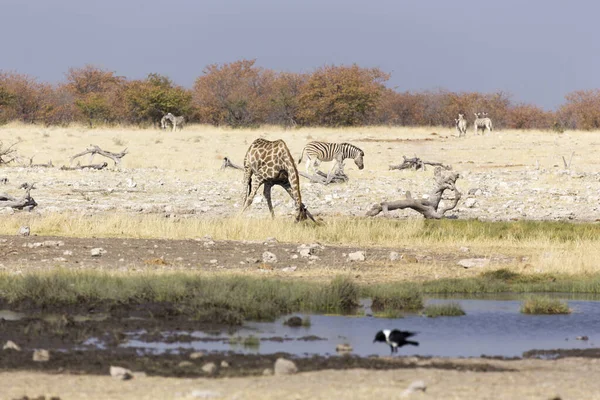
[295,203,316,223]
[354,149,365,170]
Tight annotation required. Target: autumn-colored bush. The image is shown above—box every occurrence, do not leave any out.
[298,64,389,127]
[193,59,273,127]
[266,72,306,127]
[0,72,51,124]
[507,103,554,130]
[65,65,126,127]
[557,90,600,130]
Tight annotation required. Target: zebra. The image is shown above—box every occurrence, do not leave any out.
[161,113,185,132]
[298,141,364,184]
[455,113,467,137]
[473,112,493,135]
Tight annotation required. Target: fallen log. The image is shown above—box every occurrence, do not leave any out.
[390,156,452,171]
[367,167,461,219]
[221,157,348,184]
[0,183,38,210]
[70,145,128,168]
[61,162,108,171]
[25,156,53,168]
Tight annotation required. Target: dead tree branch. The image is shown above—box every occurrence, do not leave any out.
[0,182,37,210]
[25,156,53,168]
[367,167,461,219]
[221,157,348,184]
[562,152,575,169]
[69,145,128,168]
[61,162,108,171]
[389,155,452,172]
[0,140,22,165]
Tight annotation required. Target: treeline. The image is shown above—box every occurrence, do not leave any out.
[0,60,599,130]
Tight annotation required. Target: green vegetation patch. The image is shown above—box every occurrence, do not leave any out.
[520,297,571,315]
[423,302,466,318]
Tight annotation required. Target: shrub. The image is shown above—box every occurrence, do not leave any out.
[520,297,571,314]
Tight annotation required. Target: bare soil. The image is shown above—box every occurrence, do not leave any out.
[0,234,514,282]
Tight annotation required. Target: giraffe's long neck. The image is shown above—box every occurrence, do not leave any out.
[282,143,302,208]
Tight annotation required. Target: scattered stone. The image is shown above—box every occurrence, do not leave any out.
[63,250,73,256]
[246,257,260,264]
[458,258,490,269]
[201,362,217,375]
[42,240,64,247]
[336,343,353,353]
[262,251,277,263]
[189,351,205,360]
[178,361,194,368]
[401,380,427,397]
[281,266,297,272]
[19,226,30,236]
[264,237,278,244]
[32,349,50,362]
[274,358,298,375]
[189,390,222,399]
[209,259,218,264]
[459,247,470,253]
[389,251,400,261]
[262,368,273,376]
[220,360,229,368]
[203,240,216,247]
[347,251,366,262]
[3,340,21,351]
[576,336,589,341]
[110,365,133,380]
[464,198,478,208]
[284,316,303,327]
[90,248,106,257]
[297,243,324,258]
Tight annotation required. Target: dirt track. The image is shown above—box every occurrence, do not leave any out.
[4,357,600,400]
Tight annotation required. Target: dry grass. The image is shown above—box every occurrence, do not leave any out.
[3,122,600,173]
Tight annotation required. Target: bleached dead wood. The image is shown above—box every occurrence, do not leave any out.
[0,183,37,210]
[389,156,452,172]
[61,162,108,171]
[25,156,53,168]
[367,167,461,219]
[221,157,348,184]
[69,145,128,168]
[0,141,21,165]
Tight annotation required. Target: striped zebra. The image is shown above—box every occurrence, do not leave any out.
[298,141,364,184]
[161,113,185,132]
[473,112,493,135]
[455,113,467,137]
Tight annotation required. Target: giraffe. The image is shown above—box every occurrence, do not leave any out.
[241,138,315,222]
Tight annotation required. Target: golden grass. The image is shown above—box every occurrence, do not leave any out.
[3,122,600,173]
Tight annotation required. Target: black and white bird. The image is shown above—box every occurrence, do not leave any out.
[373,329,419,354]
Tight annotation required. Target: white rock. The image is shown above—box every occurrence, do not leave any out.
[281,266,297,272]
[63,250,73,256]
[110,365,133,380]
[3,340,21,351]
[347,251,366,262]
[19,226,30,236]
[464,198,478,208]
[457,258,490,269]
[459,247,470,253]
[401,380,427,397]
[262,251,277,263]
[274,358,298,375]
[33,349,50,362]
[190,390,222,399]
[202,362,217,374]
[220,360,229,368]
[91,248,106,257]
[190,351,205,359]
[335,343,353,353]
[389,251,400,261]
[262,368,274,376]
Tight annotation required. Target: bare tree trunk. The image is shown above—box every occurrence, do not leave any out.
[0,183,37,210]
[367,167,461,219]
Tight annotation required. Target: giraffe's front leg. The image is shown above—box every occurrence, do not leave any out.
[263,183,275,219]
[241,178,262,214]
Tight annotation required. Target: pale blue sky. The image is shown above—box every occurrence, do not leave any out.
[2,0,599,109]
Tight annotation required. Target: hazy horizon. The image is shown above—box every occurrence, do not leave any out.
[3,0,600,110]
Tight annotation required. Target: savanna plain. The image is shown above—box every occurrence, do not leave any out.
[2,123,600,399]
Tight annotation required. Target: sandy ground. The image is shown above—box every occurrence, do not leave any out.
[1,125,600,222]
[4,357,600,400]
